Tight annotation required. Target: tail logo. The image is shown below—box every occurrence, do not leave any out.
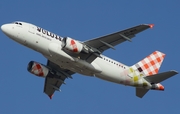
[132,51,165,76]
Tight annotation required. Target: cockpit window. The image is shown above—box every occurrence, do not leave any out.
[13,22,22,25]
[14,22,18,24]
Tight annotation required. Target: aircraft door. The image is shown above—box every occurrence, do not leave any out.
[29,25,35,34]
[26,25,40,51]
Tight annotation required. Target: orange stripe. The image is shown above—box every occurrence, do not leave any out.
[150,61,155,65]
[156,57,161,62]
[144,64,149,69]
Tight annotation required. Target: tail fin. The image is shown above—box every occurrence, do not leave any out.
[131,51,165,76]
[136,71,178,98]
[130,51,165,98]
[131,51,178,98]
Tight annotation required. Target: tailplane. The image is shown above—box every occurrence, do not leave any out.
[144,70,178,83]
[131,51,178,98]
[136,70,178,98]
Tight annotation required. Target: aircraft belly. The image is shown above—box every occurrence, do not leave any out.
[44,54,101,76]
[93,59,129,84]
[57,61,101,76]
[95,70,123,84]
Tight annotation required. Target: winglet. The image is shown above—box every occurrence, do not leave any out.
[48,94,53,99]
[149,24,154,28]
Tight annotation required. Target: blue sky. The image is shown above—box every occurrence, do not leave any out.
[0,0,180,114]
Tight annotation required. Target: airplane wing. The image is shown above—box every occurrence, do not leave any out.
[63,24,153,63]
[43,60,75,99]
[84,24,154,53]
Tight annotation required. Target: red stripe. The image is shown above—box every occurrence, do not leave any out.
[35,64,44,76]
[71,40,78,52]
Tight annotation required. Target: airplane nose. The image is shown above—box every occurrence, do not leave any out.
[1,24,14,37]
[1,24,8,34]
[1,24,5,32]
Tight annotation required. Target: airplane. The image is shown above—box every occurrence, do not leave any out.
[1,21,178,99]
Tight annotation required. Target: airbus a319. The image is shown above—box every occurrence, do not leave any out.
[1,21,178,99]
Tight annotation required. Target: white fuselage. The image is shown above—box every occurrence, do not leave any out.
[1,22,132,86]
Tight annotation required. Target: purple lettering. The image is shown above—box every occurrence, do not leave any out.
[55,34,60,40]
[37,27,41,32]
[36,26,62,42]
[59,37,62,41]
[47,31,54,38]
[42,29,47,34]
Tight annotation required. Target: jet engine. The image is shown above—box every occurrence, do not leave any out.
[27,61,50,78]
[61,37,89,53]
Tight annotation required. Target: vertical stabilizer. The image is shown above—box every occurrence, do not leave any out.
[131,51,165,76]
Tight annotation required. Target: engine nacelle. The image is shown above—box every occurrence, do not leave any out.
[62,37,88,53]
[27,61,50,78]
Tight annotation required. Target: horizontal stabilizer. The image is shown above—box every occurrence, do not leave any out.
[144,70,178,83]
[136,88,149,98]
